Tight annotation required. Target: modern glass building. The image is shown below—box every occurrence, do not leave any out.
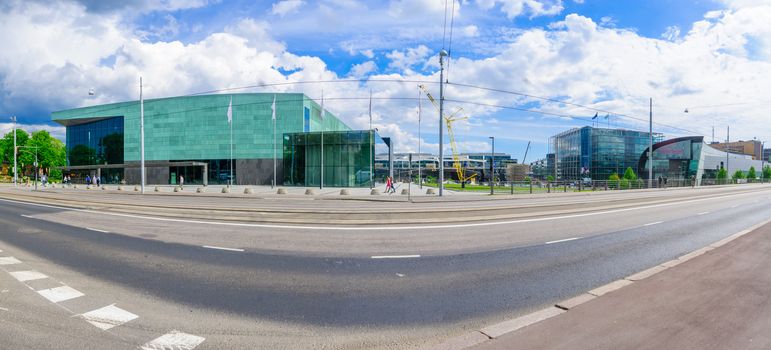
[638,136,764,183]
[548,126,663,181]
[52,93,383,186]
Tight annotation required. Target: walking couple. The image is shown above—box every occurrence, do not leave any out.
[384,176,396,194]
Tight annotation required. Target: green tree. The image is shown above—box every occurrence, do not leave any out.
[747,166,757,180]
[733,170,746,180]
[763,165,771,179]
[623,167,637,180]
[608,173,620,181]
[0,129,30,177]
[546,175,555,182]
[716,168,727,180]
[24,130,66,181]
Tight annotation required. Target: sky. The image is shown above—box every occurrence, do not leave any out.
[1,0,771,162]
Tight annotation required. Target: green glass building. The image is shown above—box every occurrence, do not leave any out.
[52,93,386,186]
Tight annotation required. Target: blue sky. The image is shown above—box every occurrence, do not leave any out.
[2,0,770,161]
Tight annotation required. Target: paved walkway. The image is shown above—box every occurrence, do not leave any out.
[471,220,771,350]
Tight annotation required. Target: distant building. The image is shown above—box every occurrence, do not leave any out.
[548,126,663,181]
[710,140,762,159]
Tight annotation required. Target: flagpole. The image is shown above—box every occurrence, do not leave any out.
[272,95,276,188]
[229,96,233,188]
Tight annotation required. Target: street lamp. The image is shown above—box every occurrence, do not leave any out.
[438,49,448,196]
[10,116,17,187]
[18,145,39,191]
[489,136,495,195]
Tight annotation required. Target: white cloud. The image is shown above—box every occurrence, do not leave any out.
[661,25,681,42]
[348,61,377,77]
[385,45,432,73]
[271,0,305,17]
[476,0,564,19]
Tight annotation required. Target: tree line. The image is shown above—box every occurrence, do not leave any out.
[0,129,66,181]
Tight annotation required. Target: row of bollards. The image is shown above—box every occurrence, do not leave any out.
[48,183,440,196]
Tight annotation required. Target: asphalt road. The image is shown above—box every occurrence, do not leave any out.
[1,186,770,349]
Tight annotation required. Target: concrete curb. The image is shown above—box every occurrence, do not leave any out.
[423,217,771,350]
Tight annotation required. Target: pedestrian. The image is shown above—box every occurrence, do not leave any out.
[384,176,391,194]
[388,176,396,194]
[96,176,101,187]
[85,175,91,185]
[41,174,47,187]
[658,176,662,187]
[179,175,184,189]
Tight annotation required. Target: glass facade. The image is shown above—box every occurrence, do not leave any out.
[548,127,663,181]
[283,130,380,187]
[65,117,124,183]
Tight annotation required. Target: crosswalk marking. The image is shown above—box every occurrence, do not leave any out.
[36,286,84,303]
[9,270,48,282]
[141,330,206,350]
[0,257,22,265]
[81,304,139,330]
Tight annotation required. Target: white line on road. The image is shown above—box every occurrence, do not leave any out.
[80,304,139,330]
[545,237,581,245]
[85,227,110,233]
[371,255,421,259]
[0,306,8,311]
[697,212,710,215]
[9,270,48,282]
[20,214,34,219]
[0,257,22,265]
[36,286,84,303]
[141,330,206,350]
[202,245,245,252]
[643,221,663,226]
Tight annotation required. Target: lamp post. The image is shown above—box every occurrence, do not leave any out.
[18,146,39,191]
[438,49,448,196]
[11,116,17,187]
[489,136,495,195]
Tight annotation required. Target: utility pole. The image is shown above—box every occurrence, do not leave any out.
[11,116,17,187]
[727,125,730,177]
[490,136,495,195]
[369,89,373,189]
[648,98,653,189]
[418,89,422,189]
[438,49,448,196]
[140,77,145,194]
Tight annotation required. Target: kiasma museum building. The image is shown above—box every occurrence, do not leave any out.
[52,93,390,187]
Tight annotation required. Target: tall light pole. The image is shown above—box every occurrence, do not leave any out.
[489,136,495,195]
[418,89,422,189]
[11,116,17,187]
[726,125,730,180]
[648,98,653,189]
[438,49,448,196]
[369,89,373,189]
[140,77,146,194]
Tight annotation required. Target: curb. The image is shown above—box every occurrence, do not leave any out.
[423,217,771,350]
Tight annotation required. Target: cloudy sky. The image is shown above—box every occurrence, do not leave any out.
[1,0,770,161]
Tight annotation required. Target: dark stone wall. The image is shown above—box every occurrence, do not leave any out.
[236,159,284,185]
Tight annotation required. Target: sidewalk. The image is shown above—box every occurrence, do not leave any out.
[470,220,771,350]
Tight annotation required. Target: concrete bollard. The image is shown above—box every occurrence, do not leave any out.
[173,187,180,192]
[401,189,409,195]
[117,185,123,191]
[154,186,160,192]
[221,187,230,193]
[73,185,79,189]
[197,187,206,193]
[86,185,91,190]
[340,189,350,195]
[134,186,140,192]
[426,188,436,195]
[304,189,316,195]
[244,188,253,194]
[370,189,380,195]
[277,188,287,194]
[102,186,107,190]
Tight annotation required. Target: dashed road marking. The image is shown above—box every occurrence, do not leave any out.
[0,306,8,311]
[371,255,421,259]
[20,214,34,219]
[697,211,709,215]
[0,257,22,265]
[80,304,139,330]
[202,245,245,252]
[643,221,663,226]
[140,330,206,350]
[85,227,110,233]
[545,237,581,245]
[36,286,84,303]
[9,270,49,282]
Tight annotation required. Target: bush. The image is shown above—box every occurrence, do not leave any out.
[747,166,757,180]
[546,175,555,182]
[623,167,637,181]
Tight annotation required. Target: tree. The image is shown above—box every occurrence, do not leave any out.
[763,165,771,179]
[608,173,620,181]
[747,166,757,180]
[24,130,66,180]
[733,170,746,180]
[623,167,637,180]
[546,175,555,182]
[716,168,727,180]
[0,129,30,176]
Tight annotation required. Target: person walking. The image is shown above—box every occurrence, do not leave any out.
[85,175,91,185]
[388,176,396,194]
[179,175,184,189]
[384,176,391,194]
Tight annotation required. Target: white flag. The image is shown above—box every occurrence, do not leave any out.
[320,90,324,120]
[271,95,276,121]
[227,96,232,124]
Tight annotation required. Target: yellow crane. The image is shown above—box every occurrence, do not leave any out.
[418,84,478,186]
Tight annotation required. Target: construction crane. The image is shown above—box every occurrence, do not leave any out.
[418,84,478,186]
[522,141,531,164]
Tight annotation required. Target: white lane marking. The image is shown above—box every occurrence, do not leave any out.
[202,245,244,252]
[140,330,206,350]
[8,270,49,282]
[0,306,8,311]
[643,221,663,226]
[0,257,22,265]
[20,214,34,219]
[36,286,84,303]
[85,227,110,233]
[0,191,768,231]
[80,304,139,330]
[697,211,709,215]
[545,237,581,245]
[371,255,421,259]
